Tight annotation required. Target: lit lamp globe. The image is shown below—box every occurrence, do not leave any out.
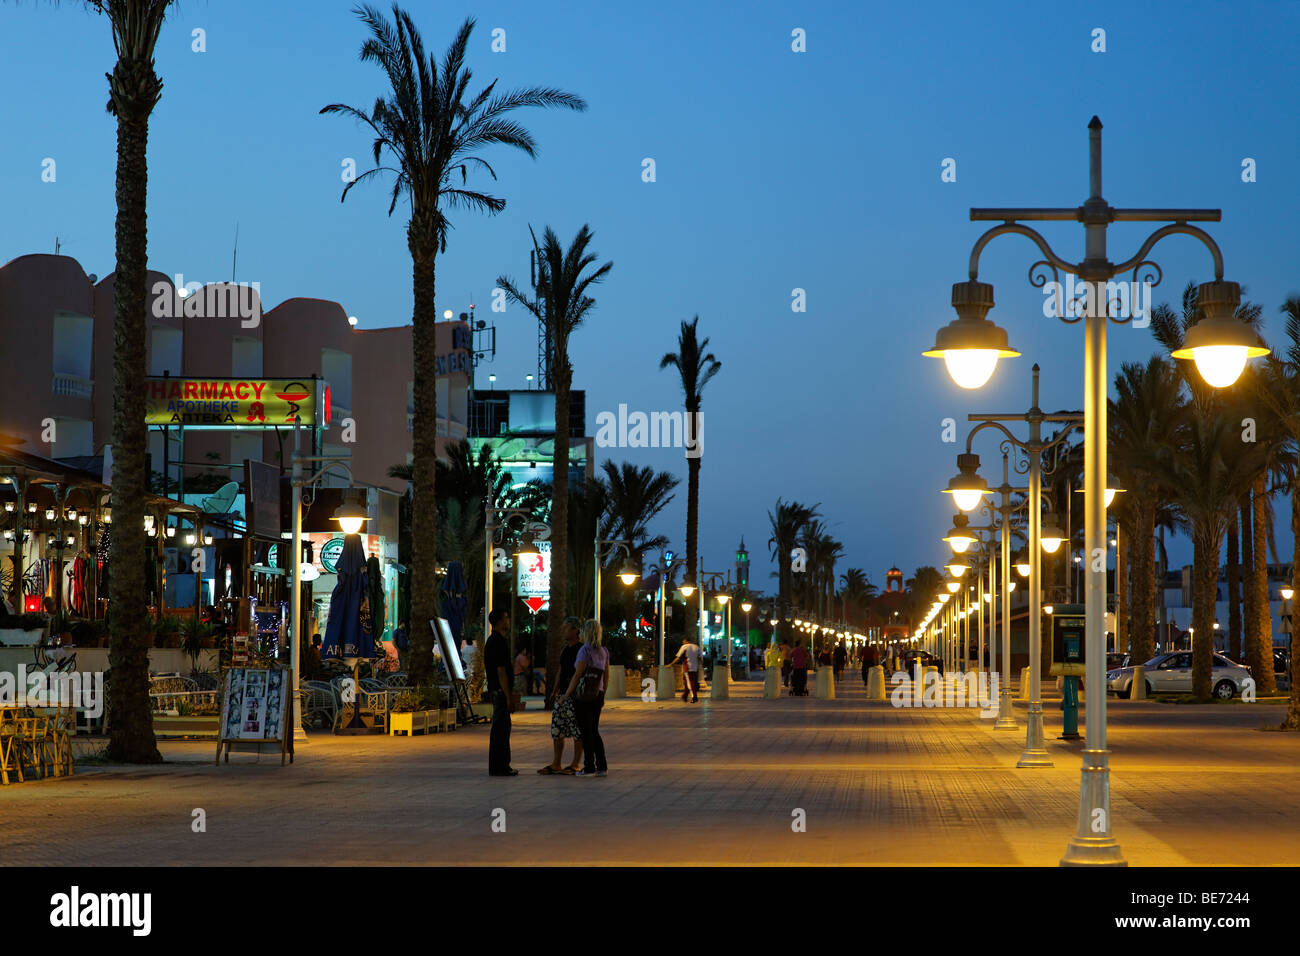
[1169,281,1268,388]
[1040,513,1065,554]
[1282,587,1295,601]
[619,557,640,587]
[946,561,969,577]
[923,280,1020,389]
[741,601,753,613]
[943,514,976,554]
[939,592,951,604]
[716,593,730,606]
[1015,562,1031,578]
[1044,605,1054,615]
[332,501,368,535]
[945,580,960,594]
[1075,477,1125,508]
[943,453,988,511]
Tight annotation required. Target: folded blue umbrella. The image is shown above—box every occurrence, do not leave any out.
[321,534,374,661]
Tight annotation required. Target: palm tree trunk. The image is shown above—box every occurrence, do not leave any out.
[546,363,571,692]
[1226,511,1241,660]
[1251,475,1277,694]
[1192,531,1216,699]
[1240,496,1257,664]
[1128,500,1156,665]
[106,65,162,765]
[685,448,700,675]
[406,221,439,686]
[1284,482,1300,729]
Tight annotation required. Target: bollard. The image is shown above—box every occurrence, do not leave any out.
[710,660,730,700]
[764,667,780,699]
[656,666,676,702]
[866,665,886,700]
[1130,665,1147,700]
[814,667,836,700]
[1017,666,1031,701]
[606,664,626,699]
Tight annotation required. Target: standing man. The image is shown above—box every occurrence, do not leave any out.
[669,633,703,702]
[788,639,810,696]
[778,637,792,688]
[832,642,847,681]
[485,609,517,776]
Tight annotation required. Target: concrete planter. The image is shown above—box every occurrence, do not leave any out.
[389,710,432,736]
[0,628,43,646]
[152,714,220,738]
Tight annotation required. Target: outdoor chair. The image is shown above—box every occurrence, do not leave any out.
[0,713,24,785]
[385,673,409,688]
[300,683,339,731]
[15,714,56,780]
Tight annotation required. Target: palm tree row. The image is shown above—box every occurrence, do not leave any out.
[1107,283,1299,726]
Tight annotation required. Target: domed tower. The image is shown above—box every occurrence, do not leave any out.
[886,566,903,593]
[735,537,750,591]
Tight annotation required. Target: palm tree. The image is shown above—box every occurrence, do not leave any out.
[767,499,819,642]
[1154,284,1277,694]
[1256,295,1300,728]
[839,568,876,626]
[322,4,585,684]
[659,316,723,656]
[1109,356,1186,666]
[497,225,612,693]
[78,0,176,764]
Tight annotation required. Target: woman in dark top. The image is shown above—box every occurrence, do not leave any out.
[539,616,584,775]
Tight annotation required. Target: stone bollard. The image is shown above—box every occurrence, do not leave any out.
[866,665,886,700]
[656,666,676,702]
[764,667,781,699]
[606,664,626,699]
[1017,666,1032,700]
[710,661,730,699]
[814,667,836,699]
[1131,665,1146,700]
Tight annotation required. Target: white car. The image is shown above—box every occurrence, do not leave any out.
[1106,651,1252,700]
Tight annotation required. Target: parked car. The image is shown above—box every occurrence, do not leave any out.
[1106,651,1252,699]
[1106,652,1129,671]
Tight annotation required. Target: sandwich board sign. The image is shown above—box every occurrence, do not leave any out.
[215,667,293,766]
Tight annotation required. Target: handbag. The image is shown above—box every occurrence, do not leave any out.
[576,651,606,703]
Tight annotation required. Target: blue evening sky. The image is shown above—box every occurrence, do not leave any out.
[3,0,1299,594]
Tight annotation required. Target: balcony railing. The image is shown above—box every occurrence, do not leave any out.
[52,372,93,399]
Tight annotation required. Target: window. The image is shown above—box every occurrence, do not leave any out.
[150,326,183,376]
[231,337,262,378]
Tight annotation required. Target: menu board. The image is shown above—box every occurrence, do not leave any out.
[216,667,293,766]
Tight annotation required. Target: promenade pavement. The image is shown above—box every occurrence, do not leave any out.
[2,671,1298,866]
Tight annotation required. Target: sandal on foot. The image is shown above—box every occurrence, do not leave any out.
[560,766,578,774]
[538,765,561,775]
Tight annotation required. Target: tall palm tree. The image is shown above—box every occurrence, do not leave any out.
[659,316,722,654]
[497,225,611,693]
[1257,295,1300,728]
[322,5,585,684]
[1154,284,1277,693]
[78,0,175,764]
[767,499,818,642]
[1109,356,1186,666]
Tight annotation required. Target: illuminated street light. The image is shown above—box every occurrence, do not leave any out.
[1170,282,1268,387]
[943,453,990,511]
[923,280,1020,389]
[944,514,976,554]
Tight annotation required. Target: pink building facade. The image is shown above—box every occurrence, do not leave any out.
[0,253,469,493]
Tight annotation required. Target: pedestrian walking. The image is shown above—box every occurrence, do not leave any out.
[538,617,584,775]
[669,635,703,702]
[833,642,846,680]
[779,639,792,687]
[789,639,810,696]
[560,619,609,777]
[485,609,517,776]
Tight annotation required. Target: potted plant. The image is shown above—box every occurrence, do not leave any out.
[181,617,213,673]
[388,690,428,736]
[152,615,183,649]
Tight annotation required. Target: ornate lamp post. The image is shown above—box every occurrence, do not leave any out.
[925,117,1265,866]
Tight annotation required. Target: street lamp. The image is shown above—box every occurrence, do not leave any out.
[594,538,637,619]
[943,453,990,511]
[332,501,368,535]
[927,118,1264,866]
[1040,514,1065,553]
[943,514,976,554]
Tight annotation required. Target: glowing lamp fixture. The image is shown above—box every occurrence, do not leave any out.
[1015,562,1031,578]
[1282,587,1295,601]
[943,453,988,511]
[943,513,976,554]
[741,601,753,613]
[939,592,951,604]
[923,280,1020,389]
[1040,513,1065,553]
[715,593,730,606]
[332,500,368,535]
[946,561,969,577]
[945,580,960,594]
[1169,281,1268,388]
[619,557,640,587]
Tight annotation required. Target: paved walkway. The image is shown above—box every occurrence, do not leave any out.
[2,674,1298,865]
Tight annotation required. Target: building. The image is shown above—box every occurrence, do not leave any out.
[467,388,593,491]
[0,253,470,495]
